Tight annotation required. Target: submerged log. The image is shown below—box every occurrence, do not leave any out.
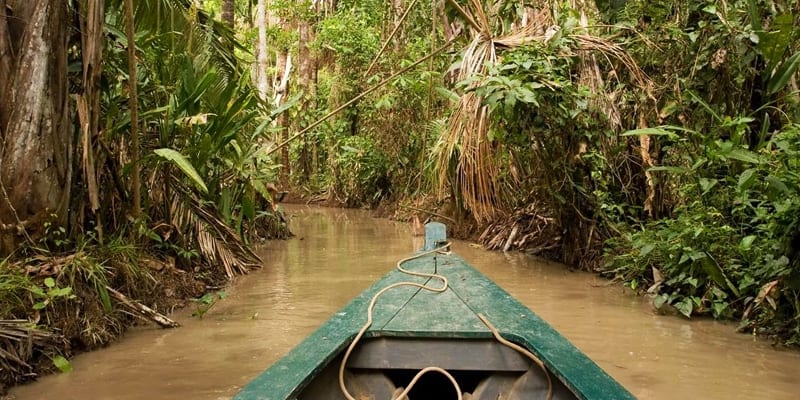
[503,224,519,252]
[106,287,180,329]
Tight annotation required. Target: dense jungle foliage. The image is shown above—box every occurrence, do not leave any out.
[275,0,800,344]
[1,0,799,392]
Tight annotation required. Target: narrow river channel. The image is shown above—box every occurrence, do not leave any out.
[9,206,800,399]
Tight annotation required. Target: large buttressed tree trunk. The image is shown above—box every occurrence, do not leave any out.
[0,0,72,252]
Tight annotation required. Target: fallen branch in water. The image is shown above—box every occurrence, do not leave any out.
[106,287,179,328]
[398,204,457,224]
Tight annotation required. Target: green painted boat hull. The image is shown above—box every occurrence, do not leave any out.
[234,252,635,400]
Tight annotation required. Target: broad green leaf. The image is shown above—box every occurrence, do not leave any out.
[760,14,795,70]
[721,117,755,128]
[96,283,112,313]
[767,52,800,95]
[766,175,790,194]
[653,294,669,309]
[53,355,73,373]
[699,178,718,194]
[44,277,55,288]
[712,302,728,317]
[701,256,739,296]
[242,192,255,219]
[648,166,690,174]
[621,128,679,139]
[747,0,761,32]
[725,148,762,164]
[739,235,756,251]
[154,148,209,194]
[200,293,214,304]
[50,287,73,297]
[270,93,301,118]
[639,243,655,257]
[737,168,757,192]
[435,87,460,102]
[29,286,45,297]
[675,297,694,318]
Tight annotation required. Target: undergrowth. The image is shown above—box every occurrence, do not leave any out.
[605,124,800,344]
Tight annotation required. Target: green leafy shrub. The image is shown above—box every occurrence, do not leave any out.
[330,135,391,207]
[606,124,800,343]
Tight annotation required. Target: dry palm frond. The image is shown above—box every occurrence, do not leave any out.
[0,320,65,386]
[434,2,554,223]
[168,182,261,280]
[433,1,651,223]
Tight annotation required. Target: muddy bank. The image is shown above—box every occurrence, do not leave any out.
[0,252,212,394]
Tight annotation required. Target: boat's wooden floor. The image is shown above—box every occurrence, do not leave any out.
[234,254,634,400]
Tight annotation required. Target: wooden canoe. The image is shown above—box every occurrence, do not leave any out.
[234,223,635,400]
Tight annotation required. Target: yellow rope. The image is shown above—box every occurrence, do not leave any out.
[338,245,554,400]
[477,313,553,400]
[338,243,463,400]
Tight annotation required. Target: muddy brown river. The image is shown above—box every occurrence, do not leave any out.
[9,206,800,399]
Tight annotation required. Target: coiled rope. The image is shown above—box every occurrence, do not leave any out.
[338,244,553,400]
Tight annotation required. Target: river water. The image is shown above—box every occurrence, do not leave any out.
[9,206,800,399]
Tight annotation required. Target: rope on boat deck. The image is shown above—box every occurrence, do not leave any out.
[338,243,463,400]
[477,313,553,400]
[338,244,554,400]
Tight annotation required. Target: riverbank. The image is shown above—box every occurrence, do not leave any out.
[0,211,290,394]
[0,247,212,394]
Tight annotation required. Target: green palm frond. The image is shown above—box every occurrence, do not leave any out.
[107,0,245,81]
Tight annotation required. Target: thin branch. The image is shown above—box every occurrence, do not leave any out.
[398,203,457,224]
[267,37,458,156]
[363,0,420,77]
[445,0,482,33]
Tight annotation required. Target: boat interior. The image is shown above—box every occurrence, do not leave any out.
[296,337,578,400]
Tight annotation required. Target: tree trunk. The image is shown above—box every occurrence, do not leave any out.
[297,1,315,182]
[268,0,292,185]
[391,0,404,52]
[124,0,141,218]
[77,0,105,241]
[222,0,234,27]
[275,50,292,186]
[0,0,73,253]
[255,0,269,101]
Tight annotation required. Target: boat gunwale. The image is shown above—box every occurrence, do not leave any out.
[233,254,635,400]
